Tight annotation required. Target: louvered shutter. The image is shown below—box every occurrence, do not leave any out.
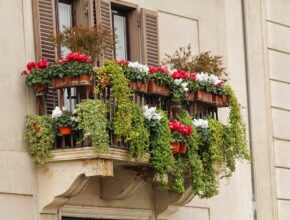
[93,0,114,62]
[140,8,159,66]
[33,0,58,114]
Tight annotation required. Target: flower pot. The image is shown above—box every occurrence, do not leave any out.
[213,95,229,107]
[185,92,194,101]
[147,79,169,96]
[52,77,66,89]
[194,90,213,104]
[33,121,40,133]
[129,80,147,93]
[33,85,47,92]
[68,76,79,86]
[179,145,187,154]
[171,142,180,154]
[222,95,229,107]
[59,127,72,135]
[79,74,92,86]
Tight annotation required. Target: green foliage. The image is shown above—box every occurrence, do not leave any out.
[123,66,149,83]
[53,110,76,128]
[46,61,94,78]
[53,25,115,65]
[96,61,133,141]
[128,104,150,159]
[223,85,250,175]
[147,111,174,187]
[25,69,50,88]
[149,72,172,87]
[172,156,186,193]
[76,99,109,152]
[25,115,56,164]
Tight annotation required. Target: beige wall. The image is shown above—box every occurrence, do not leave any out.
[0,0,37,218]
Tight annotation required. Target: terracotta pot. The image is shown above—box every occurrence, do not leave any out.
[194,90,213,104]
[59,127,72,135]
[179,145,187,154]
[147,79,169,96]
[79,74,92,85]
[52,77,66,89]
[33,122,40,133]
[222,95,228,106]
[33,85,47,92]
[185,92,194,101]
[69,76,79,86]
[129,80,147,93]
[171,142,180,154]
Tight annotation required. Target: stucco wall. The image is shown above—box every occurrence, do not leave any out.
[0,0,37,219]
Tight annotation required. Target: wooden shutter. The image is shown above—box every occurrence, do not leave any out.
[33,0,58,114]
[95,0,114,61]
[140,8,159,66]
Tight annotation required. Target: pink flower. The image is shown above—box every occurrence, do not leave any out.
[114,59,129,66]
[149,66,168,74]
[191,72,197,81]
[21,70,28,76]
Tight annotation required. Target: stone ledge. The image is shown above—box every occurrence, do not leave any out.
[49,147,149,165]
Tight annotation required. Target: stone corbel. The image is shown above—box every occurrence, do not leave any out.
[37,158,114,215]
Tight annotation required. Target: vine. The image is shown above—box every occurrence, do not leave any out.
[25,115,56,164]
[76,99,109,152]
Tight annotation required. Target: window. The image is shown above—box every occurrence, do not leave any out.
[112,8,128,60]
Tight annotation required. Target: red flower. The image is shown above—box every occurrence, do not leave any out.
[21,70,28,76]
[218,81,223,87]
[26,61,36,72]
[149,66,168,74]
[64,52,91,63]
[114,59,129,66]
[171,70,189,79]
[36,58,49,69]
[191,72,197,81]
[169,120,193,135]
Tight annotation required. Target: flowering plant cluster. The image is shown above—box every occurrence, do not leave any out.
[171,70,189,79]
[192,119,209,129]
[21,59,50,88]
[143,105,162,121]
[52,106,76,129]
[113,59,129,66]
[169,120,193,144]
[46,52,94,78]
[149,66,168,74]
[122,61,149,82]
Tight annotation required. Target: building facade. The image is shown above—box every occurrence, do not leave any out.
[0,0,289,219]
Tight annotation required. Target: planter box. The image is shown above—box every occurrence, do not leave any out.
[213,95,229,107]
[129,80,147,93]
[33,85,47,92]
[194,90,213,104]
[185,92,195,102]
[52,75,92,89]
[147,79,169,96]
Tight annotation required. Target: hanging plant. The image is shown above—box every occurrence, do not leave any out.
[75,99,109,152]
[223,85,250,176]
[143,106,174,188]
[25,115,56,164]
[96,61,133,141]
[128,104,150,160]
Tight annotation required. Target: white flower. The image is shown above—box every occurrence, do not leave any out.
[192,119,208,129]
[72,109,77,114]
[174,78,183,85]
[181,82,189,92]
[142,105,162,121]
[196,72,209,82]
[128,61,149,73]
[208,74,222,85]
[62,106,67,111]
[71,116,76,121]
[52,106,62,118]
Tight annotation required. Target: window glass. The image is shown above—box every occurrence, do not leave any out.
[113,13,128,60]
[58,2,72,56]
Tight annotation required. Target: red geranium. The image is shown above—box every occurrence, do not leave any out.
[26,61,36,72]
[113,59,129,66]
[169,120,192,135]
[149,66,168,74]
[191,72,197,81]
[36,58,49,69]
[171,70,189,79]
[62,52,91,63]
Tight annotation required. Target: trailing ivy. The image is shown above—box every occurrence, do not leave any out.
[146,110,174,188]
[25,115,56,164]
[172,156,186,193]
[96,61,133,141]
[223,85,250,176]
[128,104,150,160]
[76,99,109,152]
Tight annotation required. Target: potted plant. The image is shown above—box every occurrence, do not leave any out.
[121,60,149,93]
[21,59,50,92]
[147,66,171,96]
[52,106,76,135]
[47,52,94,88]
[169,120,193,154]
